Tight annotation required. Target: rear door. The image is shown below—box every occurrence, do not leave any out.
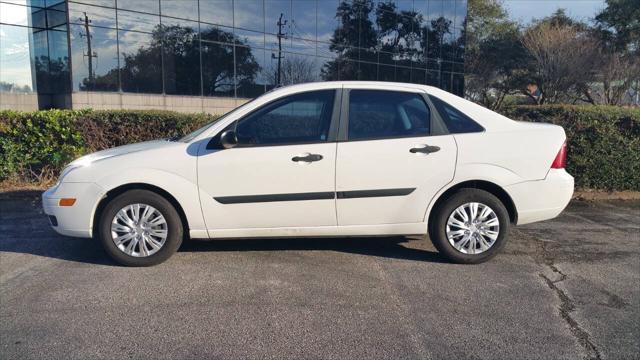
[335,86,457,226]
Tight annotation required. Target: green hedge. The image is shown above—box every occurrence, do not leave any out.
[1,106,639,190]
[0,109,215,184]
[501,105,639,191]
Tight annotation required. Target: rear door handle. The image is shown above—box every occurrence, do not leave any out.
[292,153,323,162]
[410,145,441,154]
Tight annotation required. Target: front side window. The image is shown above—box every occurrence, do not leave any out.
[348,90,430,141]
[235,90,335,146]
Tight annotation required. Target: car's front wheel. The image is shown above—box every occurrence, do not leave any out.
[98,189,183,266]
[429,189,510,264]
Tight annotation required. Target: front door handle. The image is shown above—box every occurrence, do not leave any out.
[292,153,323,162]
[410,145,441,154]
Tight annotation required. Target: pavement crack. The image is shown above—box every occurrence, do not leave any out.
[539,273,602,360]
[530,233,603,360]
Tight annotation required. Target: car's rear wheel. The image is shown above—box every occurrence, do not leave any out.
[429,189,510,264]
[98,189,183,266]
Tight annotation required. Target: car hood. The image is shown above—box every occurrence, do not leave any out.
[69,140,177,167]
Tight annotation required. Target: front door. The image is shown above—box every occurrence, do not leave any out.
[197,89,340,234]
[335,88,457,226]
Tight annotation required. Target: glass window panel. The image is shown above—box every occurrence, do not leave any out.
[440,70,452,91]
[118,30,162,93]
[236,90,335,146]
[316,0,338,44]
[390,0,415,12]
[118,0,158,14]
[161,0,198,20]
[430,95,483,133]
[117,9,159,33]
[317,42,337,59]
[45,0,65,6]
[233,0,263,32]
[265,0,290,35]
[238,48,265,98]
[200,24,235,43]
[452,72,464,96]
[1,0,45,7]
[397,66,411,82]
[71,0,114,6]
[291,0,315,40]
[200,0,233,27]
[0,24,36,92]
[162,23,201,95]
[69,24,119,91]
[339,60,358,81]
[47,4,67,28]
[68,2,116,29]
[161,16,198,31]
[288,37,316,56]
[454,0,466,31]
[411,67,426,84]
[358,61,377,81]
[378,64,395,82]
[426,69,439,86]
[265,33,287,52]
[32,29,49,92]
[234,28,264,49]
[318,57,339,81]
[31,7,47,28]
[0,3,41,27]
[348,89,430,141]
[47,29,70,93]
[201,42,234,96]
[276,52,318,85]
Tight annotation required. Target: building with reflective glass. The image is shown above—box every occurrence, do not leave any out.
[1,0,467,112]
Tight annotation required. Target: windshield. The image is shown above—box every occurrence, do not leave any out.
[178,98,259,142]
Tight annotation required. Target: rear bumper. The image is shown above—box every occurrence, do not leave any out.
[42,182,105,238]
[505,169,574,225]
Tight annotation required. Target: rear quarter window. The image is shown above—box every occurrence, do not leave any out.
[430,96,484,134]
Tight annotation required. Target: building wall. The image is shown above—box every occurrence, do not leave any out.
[0,93,40,111]
[1,0,467,111]
[71,92,249,114]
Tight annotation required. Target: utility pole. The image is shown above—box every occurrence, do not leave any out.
[79,12,97,83]
[271,13,287,86]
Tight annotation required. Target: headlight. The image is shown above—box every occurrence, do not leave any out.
[54,165,80,187]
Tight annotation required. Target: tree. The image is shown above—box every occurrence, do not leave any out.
[464,0,528,110]
[593,0,640,105]
[522,11,601,104]
[263,56,317,86]
[594,0,640,52]
[321,0,377,81]
[85,25,259,95]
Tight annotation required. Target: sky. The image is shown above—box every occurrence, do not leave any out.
[504,0,607,25]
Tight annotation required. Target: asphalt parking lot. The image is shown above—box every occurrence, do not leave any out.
[1,191,638,359]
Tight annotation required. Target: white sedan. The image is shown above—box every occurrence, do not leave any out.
[43,81,574,266]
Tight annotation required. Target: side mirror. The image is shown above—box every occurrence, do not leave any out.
[219,130,238,149]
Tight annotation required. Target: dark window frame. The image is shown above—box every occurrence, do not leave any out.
[338,88,445,142]
[208,88,343,149]
[427,95,485,134]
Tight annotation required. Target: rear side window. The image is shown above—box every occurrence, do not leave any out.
[235,90,335,146]
[348,90,430,141]
[429,96,484,134]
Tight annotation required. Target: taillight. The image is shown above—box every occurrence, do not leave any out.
[551,141,567,169]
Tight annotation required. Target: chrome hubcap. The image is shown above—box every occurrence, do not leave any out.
[446,202,500,255]
[111,204,168,257]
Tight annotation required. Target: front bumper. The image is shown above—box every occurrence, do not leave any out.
[42,182,105,238]
[505,169,574,225]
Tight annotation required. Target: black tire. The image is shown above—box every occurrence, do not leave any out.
[98,189,183,266]
[429,188,510,264]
